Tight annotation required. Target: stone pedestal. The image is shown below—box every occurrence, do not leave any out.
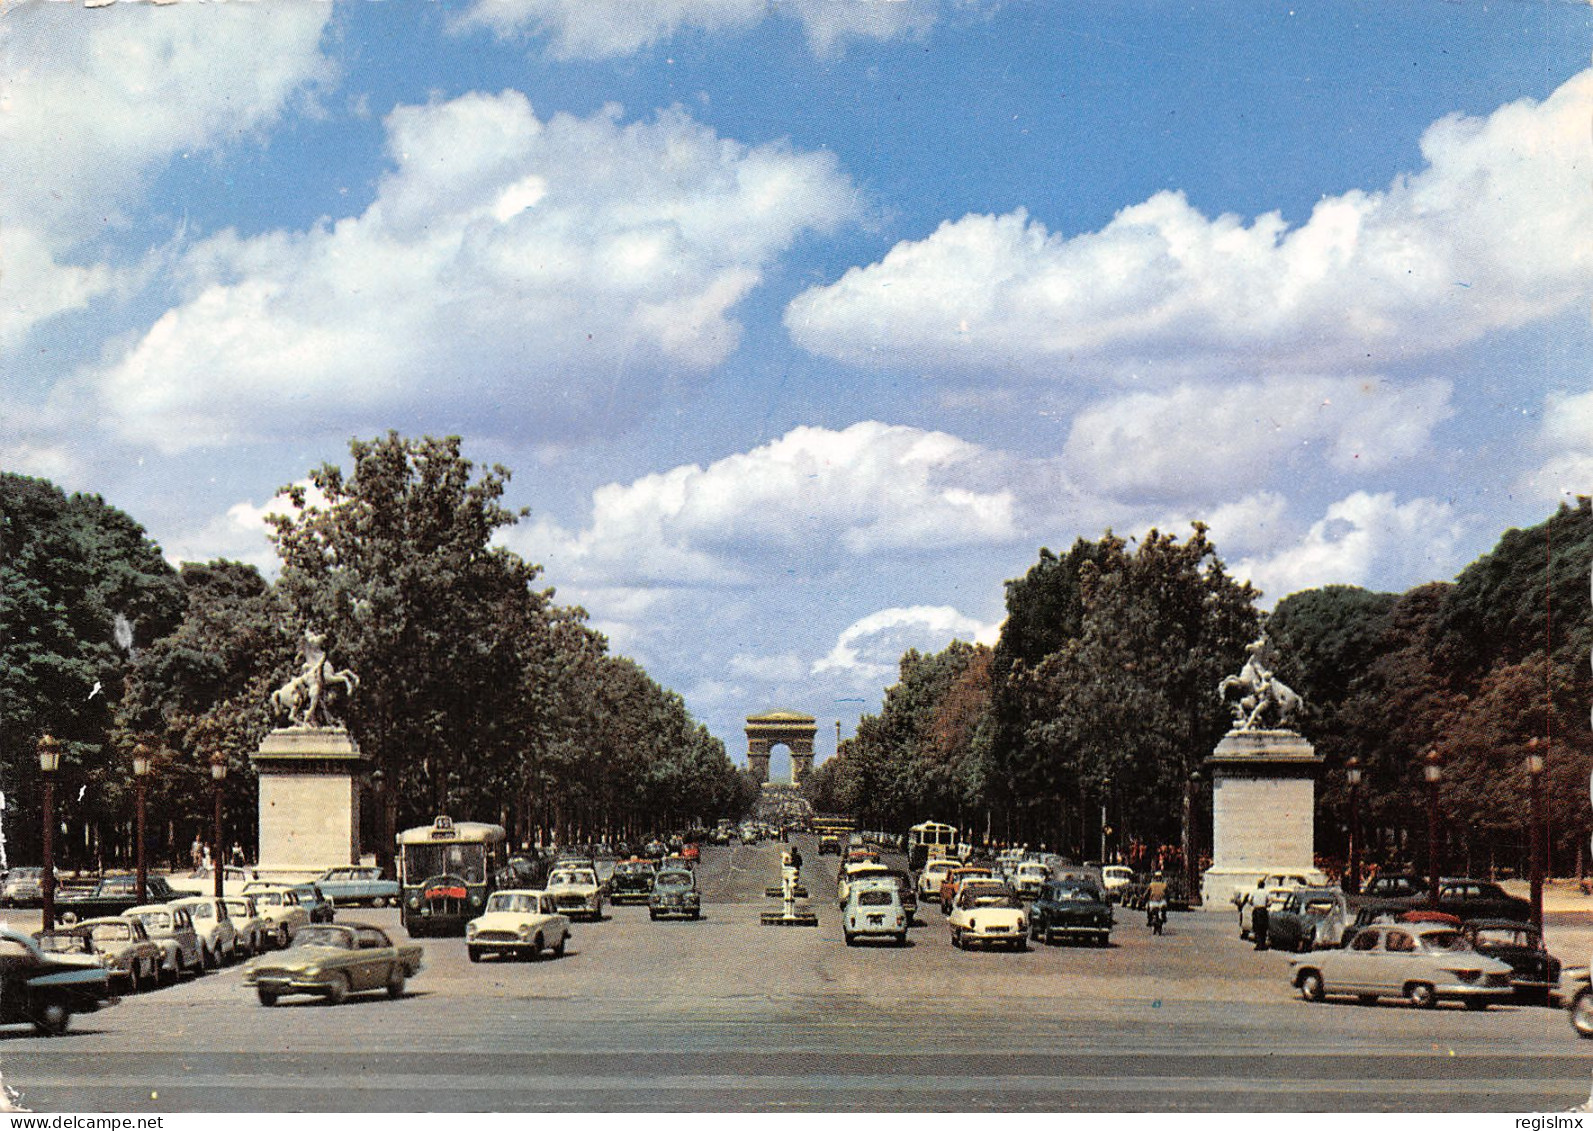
[1201,728,1323,908]
[251,727,368,870]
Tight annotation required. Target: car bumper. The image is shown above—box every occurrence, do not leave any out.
[650,904,699,918]
[961,926,1024,945]
[1435,983,1515,1001]
[1043,922,1111,938]
[246,973,341,998]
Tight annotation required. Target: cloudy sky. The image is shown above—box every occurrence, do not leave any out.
[5,0,1590,773]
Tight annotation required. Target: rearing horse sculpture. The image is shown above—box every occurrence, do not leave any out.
[1218,632,1304,731]
[271,630,359,729]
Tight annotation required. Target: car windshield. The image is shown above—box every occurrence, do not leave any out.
[857,889,894,906]
[88,923,132,943]
[1473,926,1535,947]
[550,870,595,886]
[402,842,488,885]
[253,891,284,906]
[655,873,692,889]
[137,911,173,931]
[968,893,1021,910]
[186,903,214,919]
[1419,930,1471,953]
[487,893,536,914]
[1303,900,1338,916]
[223,901,251,918]
[1051,886,1096,902]
[292,926,354,949]
[38,934,90,954]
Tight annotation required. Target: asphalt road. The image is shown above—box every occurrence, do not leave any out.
[0,837,1588,1112]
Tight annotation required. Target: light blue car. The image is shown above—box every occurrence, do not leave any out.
[313,866,399,908]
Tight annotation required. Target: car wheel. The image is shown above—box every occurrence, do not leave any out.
[127,967,142,995]
[1406,982,1437,1009]
[277,925,289,948]
[1357,994,1378,1006]
[649,910,659,921]
[1097,933,1109,948]
[159,961,177,987]
[386,970,405,998]
[1299,970,1325,1002]
[467,946,482,963]
[896,932,907,947]
[33,1001,70,1036]
[1015,937,1028,952]
[203,945,218,970]
[322,974,348,1005]
[1463,998,1489,1011]
[1570,990,1593,1038]
[690,911,700,921]
[844,932,856,946]
[553,934,566,958]
[529,934,544,960]
[951,929,962,949]
[257,987,279,1007]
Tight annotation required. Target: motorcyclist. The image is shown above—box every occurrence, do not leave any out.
[1146,872,1169,933]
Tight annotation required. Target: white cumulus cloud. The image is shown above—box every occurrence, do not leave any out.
[0,2,333,350]
[812,605,998,685]
[88,94,858,452]
[456,0,932,60]
[786,70,1593,380]
[508,421,1026,588]
[1064,377,1451,501]
[1520,388,1593,503]
[1231,491,1463,602]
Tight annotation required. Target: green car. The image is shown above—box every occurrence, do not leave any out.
[1029,880,1114,947]
[244,922,422,1006]
[609,860,657,905]
[648,870,701,921]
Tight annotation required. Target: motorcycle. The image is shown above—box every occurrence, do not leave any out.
[1146,902,1167,935]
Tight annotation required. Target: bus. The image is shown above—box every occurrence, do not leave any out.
[907,821,959,872]
[396,815,508,936]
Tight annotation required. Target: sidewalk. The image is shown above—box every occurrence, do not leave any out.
[1503,878,1593,914]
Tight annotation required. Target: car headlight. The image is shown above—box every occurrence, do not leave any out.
[517,924,532,938]
[407,895,420,908]
[304,965,321,977]
[465,923,477,938]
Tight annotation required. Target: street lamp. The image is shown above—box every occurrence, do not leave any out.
[1345,757,1363,896]
[38,735,61,931]
[1099,778,1111,864]
[372,769,393,881]
[210,754,227,900]
[132,743,152,905]
[1527,737,1546,935]
[1183,770,1201,906]
[1423,749,1443,908]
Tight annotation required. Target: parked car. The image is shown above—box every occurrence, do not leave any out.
[289,883,336,924]
[1,867,43,908]
[465,890,570,962]
[170,896,241,966]
[1458,920,1561,1004]
[126,903,205,981]
[36,917,163,993]
[244,922,422,1006]
[1290,921,1514,1009]
[313,866,399,908]
[843,880,908,946]
[1267,888,1351,952]
[221,895,269,958]
[241,884,311,947]
[1235,873,1331,937]
[948,886,1028,951]
[0,927,116,1034]
[648,869,701,921]
[1352,875,1532,924]
[546,866,604,921]
[1029,880,1113,947]
[57,874,179,922]
[608,859,657,904]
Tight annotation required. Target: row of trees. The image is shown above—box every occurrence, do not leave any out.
[812,502,1593,880]
[1,435,753,871]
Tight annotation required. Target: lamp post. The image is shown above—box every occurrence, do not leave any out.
[1345,757,1363,896]
[1183,771,1200,906]
[372,769,393,881]
[1423,749,1443,908]
[132,743,152,905]
[1527,737,1546,935]
[210,754,227,900]
[1099,778,1111,864]
[38,735,61,931]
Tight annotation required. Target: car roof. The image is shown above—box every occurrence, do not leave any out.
[1464,918,1535,930]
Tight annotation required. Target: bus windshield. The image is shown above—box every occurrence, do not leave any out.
[403,842,488,885]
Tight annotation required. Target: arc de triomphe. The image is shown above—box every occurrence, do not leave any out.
[745,710,817,786]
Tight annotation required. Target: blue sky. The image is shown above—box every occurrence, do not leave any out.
[4,0,1590,775]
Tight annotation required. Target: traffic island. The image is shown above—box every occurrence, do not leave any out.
[761,905,819,927]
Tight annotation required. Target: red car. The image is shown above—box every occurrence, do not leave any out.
[681,843,700,862]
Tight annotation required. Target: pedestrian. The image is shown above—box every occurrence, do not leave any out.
[230,842,245,868]
[190,835,203,870]
[202,843,211,869]
[789,844,803,874]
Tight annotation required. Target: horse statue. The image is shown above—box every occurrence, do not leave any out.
[1218,632,1304,731]
[271,630,359,729]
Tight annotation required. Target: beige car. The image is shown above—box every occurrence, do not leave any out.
[837,861,891,908]
[222,895,269,957]
[241,884,311,947]
[465,890,571,962]
[917,859,960,902]
[948,886,1029,951]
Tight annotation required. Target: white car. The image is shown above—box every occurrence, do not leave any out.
[222,895,269,957]
[241,884,311,947]
[842,879,907,947]
[837,861,891,907]
[1291,922,1514,1009]
[948,887,1028,951]
[166,865,263,897]
[170,896,239,966]
[1236,872,1331,938]
[917,859,960,901]
[1101,865,1135,898]
[465,890,570,962]
[1011,862,1051,900]
[545,867,603,921]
